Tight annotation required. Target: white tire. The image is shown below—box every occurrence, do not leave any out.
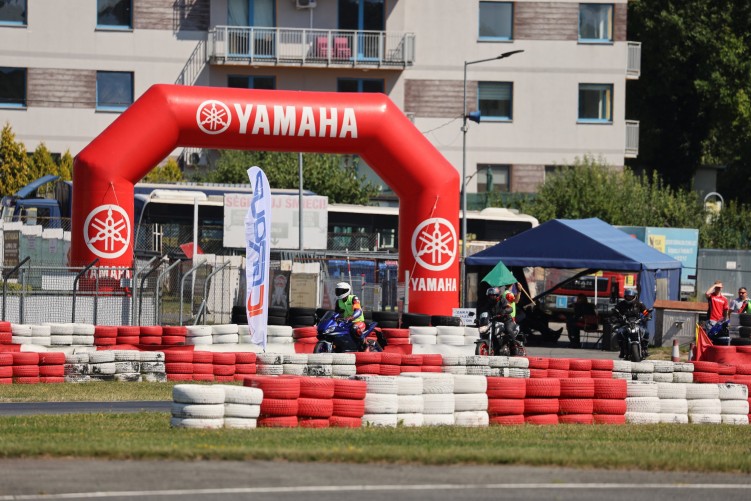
[90,363,117,375]
[612,360,632,373]
[331,353,356,365]
[422,413,455,426]
[454,393,488,412]
[364,393,399,414]
[188,336,213,346]
[718,383,749,401]
[688,413,722,424]
[440,355,465,366]
[508,357,529,369]
[283,354,308,364]
[257,364,284,376]
[362,413,398,427]
[173,384,225,404]
[659,399,688,414]
[436,335,465,346]
[687,399,721,414]
[396,376,423,395]
[652,373,674,383]
[73,323,96,335]
[635,373,654,382]
[720,414,749,425]
[31,325,52,336]
[397,395,424,414]
[113,350,140,362]
[213,333,239,344]
[45,323,74,335]
[50,335,73,345]
[659,413,688,424]
[652,361,675,373]
[282,364,306,375]
[224,403,261,419]
[115,361,140,373]
[10,337,30,344]
[353,375,399,394]
[212,324,239,335]
[401,373,454,394]
[442,365,467,375]
[464,326,479,337]
[141,362,166,373]
[186,325,212,337]
[114,373,142,382]
[170,417,224,429]
[435,326,465,337]
[224,417,258,429]
[11,324,32,336]
[66,353,90,363]
[332,365,356,377]
[454,410,489,427]
[423,393,455,414]
[626,397,660,413]
[72,335,95,345]
[463,355,489,366]
[630,361,654,374]
[627,381,658,398]
[720,400,749,415]
[488,356,510,368]
[685,384,720,400]
[673,372,693,383]
[216,385,263,405]
[409,326,437,336]
[507,368,530,378]
[410,334,437,345]
[612,371,632,380]
[465,365,491,376]
[90,351,116,364]
[267,325,293,337]
[140,352,164,362]
[257,353,284,365]
[453,375,487,394]
[142,373,167,383]
[304,365,333,377]
[625,411,660,424]
[673,362,694,373]
[657,382,687,399]
[307,353,334,365]
[172,403,225,419]
[397,413,424,427]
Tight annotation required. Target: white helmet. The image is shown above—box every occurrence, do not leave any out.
[335,282,351,300]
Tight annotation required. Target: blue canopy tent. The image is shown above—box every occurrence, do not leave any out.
[465,218,682,339]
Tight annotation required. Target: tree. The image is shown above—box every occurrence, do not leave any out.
[143,158,184,183]
[58,150,73,181]
[628,0,751,196]
[0,123,29,196]
[29,143,58,181]
[201,150,379,204]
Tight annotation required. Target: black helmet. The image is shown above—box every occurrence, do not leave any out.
[486,287,501,300]
[624,288,637,303]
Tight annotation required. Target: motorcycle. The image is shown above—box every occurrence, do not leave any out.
[611,308,653,362]
[313,310,385,353]
[706,320,731,345]
[475,313,527,357]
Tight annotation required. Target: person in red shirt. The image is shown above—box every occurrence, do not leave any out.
[705,280,729,330]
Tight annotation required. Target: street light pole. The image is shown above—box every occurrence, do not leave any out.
[461,49,523,307]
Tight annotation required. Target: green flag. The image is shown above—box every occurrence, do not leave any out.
[482,260,516,286]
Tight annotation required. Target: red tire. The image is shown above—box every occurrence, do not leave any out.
[548,358,570,370]
[529,368,548,378]
[12,365,39,377]
[524,413,559,425]
[593,414,626,424]
[355,352,382,364]
[558,398,594,415]
[592,398,627,415]
[593,379,627,399]
[401,354,424,366]
[590,370,613,379]
[140,325,163,336]
[213,365,235,376]
[298,377,335,399]
[260,398,299,417]
[379,364,401,376]
[559,414,594,424]
[139,336,162,345]
[526,357,550,369]
[569,359,593,371]
[38,352,66,365]
[212,353,236,365]
[192,352,213,363]
[163,325,187,336]
[13,376,40,384]
[162,336,186,345]
[0,353,11,366]
[164,351,194,363]
[489,414,525,425]
[165,362,194,374]
[400,366,422,373]
[525,378,561,398]
[486,377,527,399]
[192,374,214,382]
[355,363,381,375]
[333,379,367,399]
[117,326,140,336]
[166,374,193,381]
[692,361,719,373]
[381,328,409,338]
[258,416,298,428]
[215,375,236,383]
[380,352,402,365]
[192,363,214,375]
[559,378,595,398]
[421,354,443,366]
[0,377,12,385]
[0,366,11,378]
[568,370,591,378]
[94,338,117,346]
[332,398,365,418]
[0,332,10,344]
[590,359,614,370]
[39,365,64,377]
[487,398,525,416]
[298,397,334,418]
[420,365,443,373]
[40,377,65,383]
[244,375,301,399]
[94,325,117,338]
[12,352,39,365]
[546,369,568,379]
[523,397,559,415]
[299,418,330,428]
[692,372,720,384]
[329,416,362,428]
[235,363,257,374]
[292,327,317,339]
[235,352,257,364]
[117,336,139,345]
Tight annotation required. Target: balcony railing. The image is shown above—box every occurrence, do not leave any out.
[627,41,641,79]
[625,120,640,158]
[207,26,415,68]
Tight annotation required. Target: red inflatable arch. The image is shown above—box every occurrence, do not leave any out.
[73,84,459,315]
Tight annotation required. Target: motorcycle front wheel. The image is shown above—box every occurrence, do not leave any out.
[629,343,642,362]
[314,341,333,353]
[364,340,383,352]
[511,343,527,357]
[475,340,491,356]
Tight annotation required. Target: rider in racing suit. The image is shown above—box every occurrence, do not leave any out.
[478,286,518,348]
[612,288,650,359]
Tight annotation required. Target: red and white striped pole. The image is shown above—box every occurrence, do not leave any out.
[671,339,680,362]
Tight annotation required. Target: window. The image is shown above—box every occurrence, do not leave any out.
[337,79,385,93]
[0,67,26,108]
[96,71,133,111]
[579,3,613,42]
[228,75,275,89]
[479,2,513,40]
[97,0,132,29]
[478,82,512,121]
[477,164,510,192]
[578,83,613,122]
[0,0,26,25]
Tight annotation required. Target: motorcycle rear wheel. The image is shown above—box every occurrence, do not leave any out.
[511,343,527,357]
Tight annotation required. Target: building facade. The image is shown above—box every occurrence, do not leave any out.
[0,0,639,196]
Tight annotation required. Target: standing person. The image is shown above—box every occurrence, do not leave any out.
[705,280,729,330]
[566,294,597,349]
[730,287,751,314]
[333,282,366,346]
[505,282,521,320]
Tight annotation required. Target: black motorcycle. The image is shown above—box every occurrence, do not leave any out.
[475,313,527,357]
[611,308,653,362]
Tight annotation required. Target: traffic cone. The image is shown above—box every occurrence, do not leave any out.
[671,339,680,362]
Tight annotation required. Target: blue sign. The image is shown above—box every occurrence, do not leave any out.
[618,226,699,286]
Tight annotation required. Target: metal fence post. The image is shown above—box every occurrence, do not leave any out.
[180,259,209,326]
[2,256,30,322]
[71,259,99,324]
[156,259,183,326]
[136,256,164,326]
[195,260,230,325]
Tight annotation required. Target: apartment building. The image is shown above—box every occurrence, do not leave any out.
[0,0,640,198]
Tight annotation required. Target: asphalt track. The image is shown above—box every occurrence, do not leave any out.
[0,460,749,501]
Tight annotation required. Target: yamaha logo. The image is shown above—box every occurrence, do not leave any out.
[411,217,457,272]
[196,99,232,135]
[84,205,131,259]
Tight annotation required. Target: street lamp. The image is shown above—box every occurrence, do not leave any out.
[461,49,523,306]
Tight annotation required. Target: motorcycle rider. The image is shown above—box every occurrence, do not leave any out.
[478,286,519,347]
[612,288,650,359]
[333,282,367,347]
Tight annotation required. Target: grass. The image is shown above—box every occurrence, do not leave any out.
[0,382,177,402]
[0,412,750,473]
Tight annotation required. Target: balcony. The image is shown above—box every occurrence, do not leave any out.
[207,26,415,69]
[625,120,640,158]
[627,41,641,79]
